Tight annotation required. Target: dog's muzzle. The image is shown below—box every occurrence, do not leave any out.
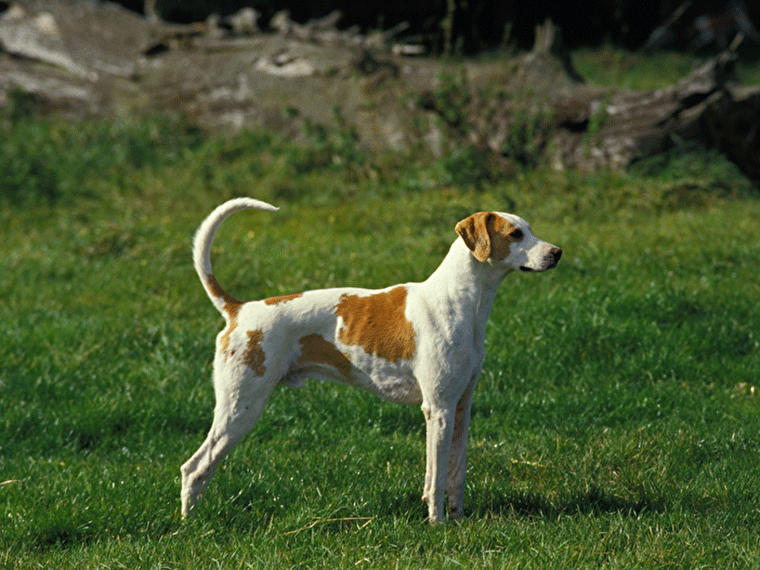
[519,247,562,272]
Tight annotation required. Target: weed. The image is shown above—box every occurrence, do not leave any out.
[503,107,555,167]
[420,66,472,132]
[301,106,367,173]
[582,96,611,156]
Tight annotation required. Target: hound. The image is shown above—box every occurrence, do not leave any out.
[181,197,561,523]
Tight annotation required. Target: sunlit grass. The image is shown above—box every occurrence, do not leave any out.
[1,70,759,568]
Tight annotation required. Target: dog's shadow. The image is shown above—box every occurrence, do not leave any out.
[469,484,666,521]
[225,480,665,525]
[285,485,667,523]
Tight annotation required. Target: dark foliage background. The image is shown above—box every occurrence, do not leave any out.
[113,0,760,53]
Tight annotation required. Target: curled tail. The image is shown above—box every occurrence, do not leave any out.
[193,197,278,317]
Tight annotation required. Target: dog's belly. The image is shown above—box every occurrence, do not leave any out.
[285,346,423,405]
[357,370,423,405]
[340,343,423,404]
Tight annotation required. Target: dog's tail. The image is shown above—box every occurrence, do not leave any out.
[193,197,279,317]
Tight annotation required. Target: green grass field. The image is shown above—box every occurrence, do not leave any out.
[2,53,760,568]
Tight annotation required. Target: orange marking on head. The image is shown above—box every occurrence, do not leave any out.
[487,215,522,260]
[263,292,304,306]
[297,334,354,381]
[455,212,523,261]
[244,328,266,375]
[335,286,416,362]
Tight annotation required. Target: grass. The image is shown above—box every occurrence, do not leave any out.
[1,56,760,567]
[574,44,760,89]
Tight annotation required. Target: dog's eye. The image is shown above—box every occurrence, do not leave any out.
[510,229,524,240]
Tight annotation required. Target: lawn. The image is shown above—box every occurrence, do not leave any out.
[1,62,759,568]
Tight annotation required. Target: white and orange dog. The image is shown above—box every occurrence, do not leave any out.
[181,198,561,523]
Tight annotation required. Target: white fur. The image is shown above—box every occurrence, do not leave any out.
[181,198,561,523]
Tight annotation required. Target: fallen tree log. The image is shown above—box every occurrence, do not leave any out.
[1,1,757,183]
[424,20,760,181]
[547,38,760,178]
[703,83,760,181]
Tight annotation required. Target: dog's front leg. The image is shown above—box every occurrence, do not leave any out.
[445,381,476,520]
[421,402,456,523]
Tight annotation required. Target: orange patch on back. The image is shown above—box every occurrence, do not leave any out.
[244,328,266,375]
[263,292,304,305]
[297,334,354,381]
[335,286,416,362]
[207,273,242,356]
[206,273,242,318]
[219,318,236,355]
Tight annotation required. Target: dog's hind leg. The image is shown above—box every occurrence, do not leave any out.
[180,367,276,517]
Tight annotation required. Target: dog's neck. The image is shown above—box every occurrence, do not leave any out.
[422,238,512,343]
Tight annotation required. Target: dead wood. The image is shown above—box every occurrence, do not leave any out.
[437,20,760,181]
[544,39,758,177]
[1,2,758,182]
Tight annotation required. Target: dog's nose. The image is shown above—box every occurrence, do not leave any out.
[550,247,562,267]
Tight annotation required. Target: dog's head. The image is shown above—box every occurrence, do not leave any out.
[455,212,561,273]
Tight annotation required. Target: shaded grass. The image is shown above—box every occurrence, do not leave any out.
[574,44,760,89]
[1,91,760,568]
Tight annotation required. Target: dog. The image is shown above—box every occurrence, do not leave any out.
[181,197,561,523]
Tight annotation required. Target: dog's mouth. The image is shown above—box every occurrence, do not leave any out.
[519,266,534,272]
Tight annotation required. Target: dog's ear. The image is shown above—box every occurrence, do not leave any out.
[455,212,493,262]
